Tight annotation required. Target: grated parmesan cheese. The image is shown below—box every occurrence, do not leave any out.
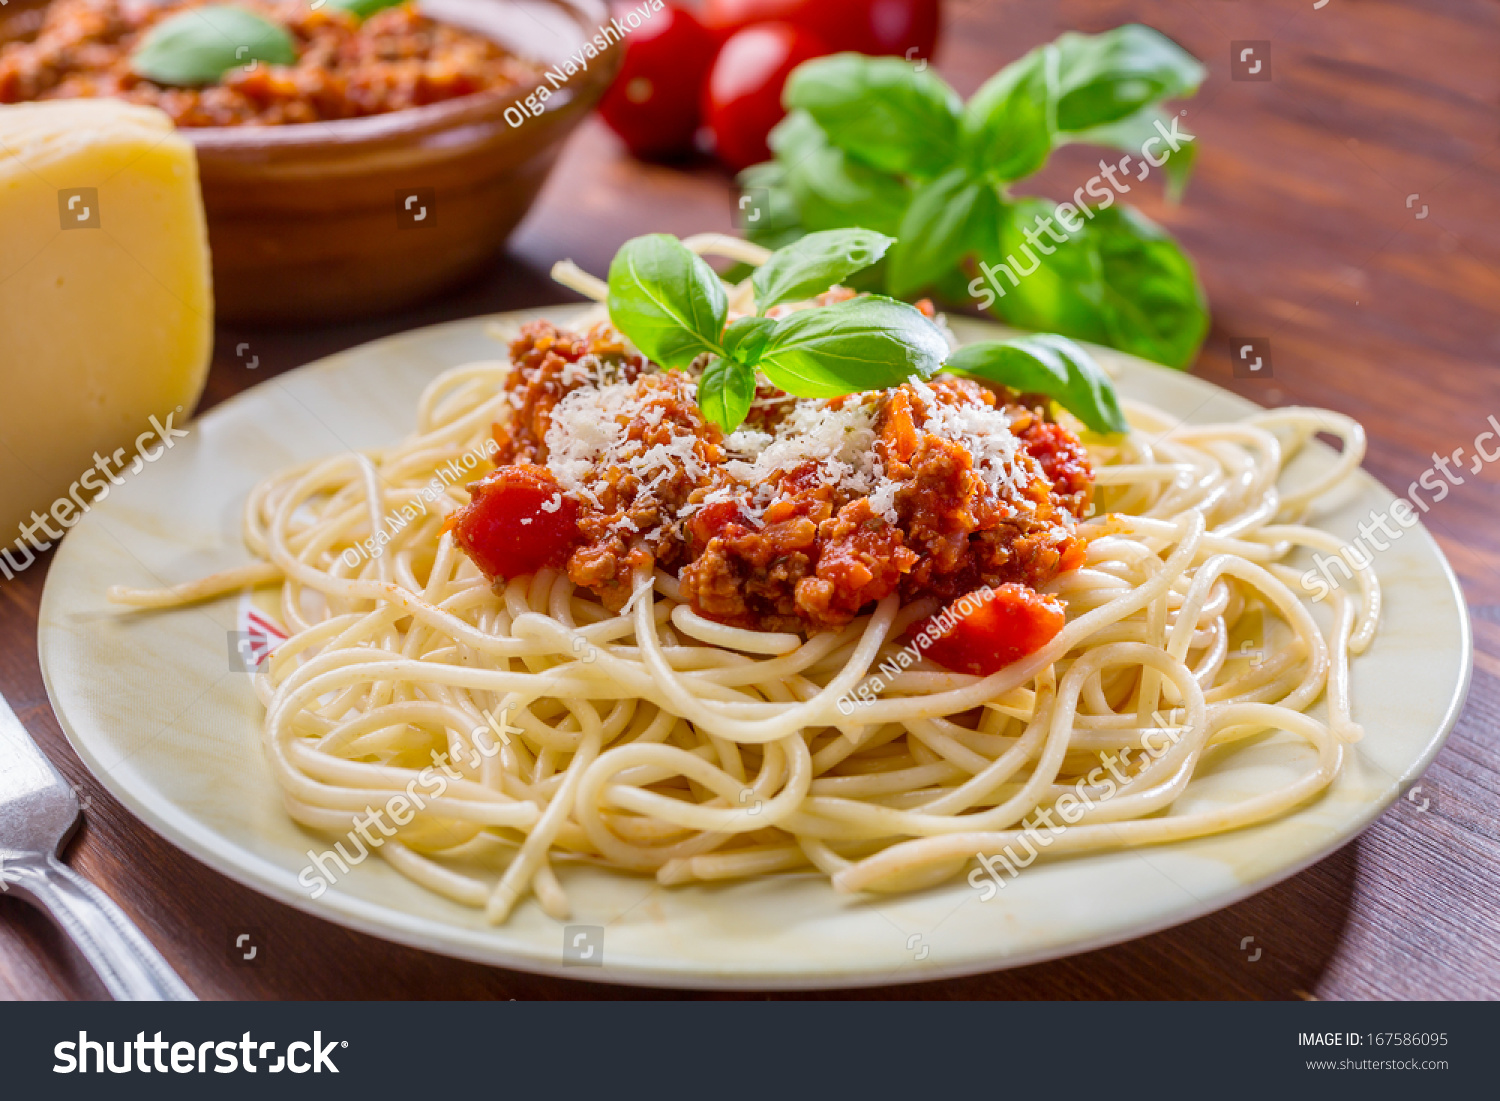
[543,370,1039,539]
[559,353,602,387]
[544,378,708,537]
[722,395,900,522]
[906,377,1032,508]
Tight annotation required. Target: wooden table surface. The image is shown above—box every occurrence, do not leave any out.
[4,0,1498,1000]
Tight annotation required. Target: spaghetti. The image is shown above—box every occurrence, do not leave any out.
[109,235,1377,923]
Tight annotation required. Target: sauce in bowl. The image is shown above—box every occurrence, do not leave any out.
[0,0,542,125]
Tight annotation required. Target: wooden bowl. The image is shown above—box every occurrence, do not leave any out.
[2,0,624,322]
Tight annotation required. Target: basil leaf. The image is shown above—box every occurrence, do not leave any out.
[767,108,825,162]
[1086,206,1208,368]
[321,0,406,18]
[773,112,911,236]
[736,162,809,250]
[1052,25,1205,133]
[131,5,296,87]
[932,264,983,309]
[1065,106,1196,201]
[722,316,777,364]
[757,295,948,398]
[607,234,727,368]
[887,168,998,298]
[699,358,757,432]
[987,200,1208,369]
[960,45,1057,182]
[946,335,1126,435]
[978,195,1098,333]
[784,53,962,177]
[736,160,783,191]
[751,228,894,312]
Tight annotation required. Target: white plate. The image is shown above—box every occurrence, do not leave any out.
[37,309,1472,989]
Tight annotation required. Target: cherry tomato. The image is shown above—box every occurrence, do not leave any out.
[912,583,1066,676]
[703,21,828,172]
[700,0,940,59]
[449,464,580,580]
[597,3,718,159]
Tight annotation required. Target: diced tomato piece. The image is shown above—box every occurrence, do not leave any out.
[448,464,580,581]
[912,583,1066,676]
[688,499,745,548]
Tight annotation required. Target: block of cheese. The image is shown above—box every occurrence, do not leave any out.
[0,99,212,569]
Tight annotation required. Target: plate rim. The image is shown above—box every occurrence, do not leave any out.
[37,307,1475,990]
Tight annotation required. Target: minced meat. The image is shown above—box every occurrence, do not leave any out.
[483,319,1093,634]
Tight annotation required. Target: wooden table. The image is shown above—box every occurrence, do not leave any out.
[4,0,1498,999]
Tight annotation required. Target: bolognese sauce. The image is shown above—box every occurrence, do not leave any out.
[449,313,1095,668]
[0,0,539,126]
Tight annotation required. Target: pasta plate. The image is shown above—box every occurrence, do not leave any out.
[37,309,1471,989]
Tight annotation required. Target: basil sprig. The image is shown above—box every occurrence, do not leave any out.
[598,230,1127,438]
[604,232,945,432]
[947,335,1126,435]
[131,5,296,87]
[742,24,1210,369]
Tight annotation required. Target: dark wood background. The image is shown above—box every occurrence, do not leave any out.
[4,0,1498,999]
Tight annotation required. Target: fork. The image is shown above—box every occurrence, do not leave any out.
[0,690,195,1000]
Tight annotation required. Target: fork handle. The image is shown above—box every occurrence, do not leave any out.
[8,854,196,1001]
